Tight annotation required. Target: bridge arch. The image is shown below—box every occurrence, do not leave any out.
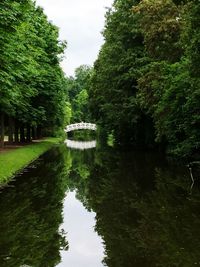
[64,122,97,133]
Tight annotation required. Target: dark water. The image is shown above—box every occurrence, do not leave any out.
[0,141,200,267]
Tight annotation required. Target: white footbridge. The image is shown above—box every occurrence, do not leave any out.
[64,122,97,133]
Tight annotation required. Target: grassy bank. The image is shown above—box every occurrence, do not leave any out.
[0,137,61,185]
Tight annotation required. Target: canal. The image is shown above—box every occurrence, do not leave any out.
[0,139,200,266]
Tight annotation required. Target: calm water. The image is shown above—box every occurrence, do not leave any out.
[0,140,200,267]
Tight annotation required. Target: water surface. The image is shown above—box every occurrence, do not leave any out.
[57,191,104,267]
[0,141,200,267]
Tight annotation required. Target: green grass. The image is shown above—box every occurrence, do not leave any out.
[0,137,61,185]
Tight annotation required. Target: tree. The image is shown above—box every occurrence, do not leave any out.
[0,0,68,147]
[135,0,200,157]
[66,65,93,123]
[89,0,155,147]
[0,0,31,146]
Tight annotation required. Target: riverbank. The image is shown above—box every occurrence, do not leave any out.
[0,137,61,186]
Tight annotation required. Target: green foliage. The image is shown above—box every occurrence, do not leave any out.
[107,131,115,147]
[136,0,200,157]
[133,0,182,62]
[89,0,155,147]
[66,65,93,123]
[89,0,200,158]
[0,0,69,141]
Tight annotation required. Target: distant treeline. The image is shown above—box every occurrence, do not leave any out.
[0,0,68,147]
[65,65,93,124]
[88,0,200,158]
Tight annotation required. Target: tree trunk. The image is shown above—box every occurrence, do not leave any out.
[20,125,25,143]
[36,126,42,139]
[32,126,36,140]
[14,120,19,143]
[8,117,14,143]
[26,124,31,142]
[0,113,5,148]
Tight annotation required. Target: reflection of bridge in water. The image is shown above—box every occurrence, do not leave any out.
[65,123,97,133]
[65,139,96,150]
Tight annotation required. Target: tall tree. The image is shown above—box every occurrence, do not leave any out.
[89,0,155,147]
[136,0,200,157]
[0,0,68,146]
[0,0,30,146]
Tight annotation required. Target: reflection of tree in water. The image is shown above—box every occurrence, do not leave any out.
[87,149,159,267]
[134,169,200,267]
[69,146,200,267]
[0,146,70,267]
[65,148,94,210]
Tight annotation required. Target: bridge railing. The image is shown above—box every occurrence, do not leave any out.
[64,122,97,133]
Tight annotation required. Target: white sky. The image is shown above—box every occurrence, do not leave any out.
[36,0,114,77]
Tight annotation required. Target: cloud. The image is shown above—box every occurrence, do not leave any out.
[36,0,113,76]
